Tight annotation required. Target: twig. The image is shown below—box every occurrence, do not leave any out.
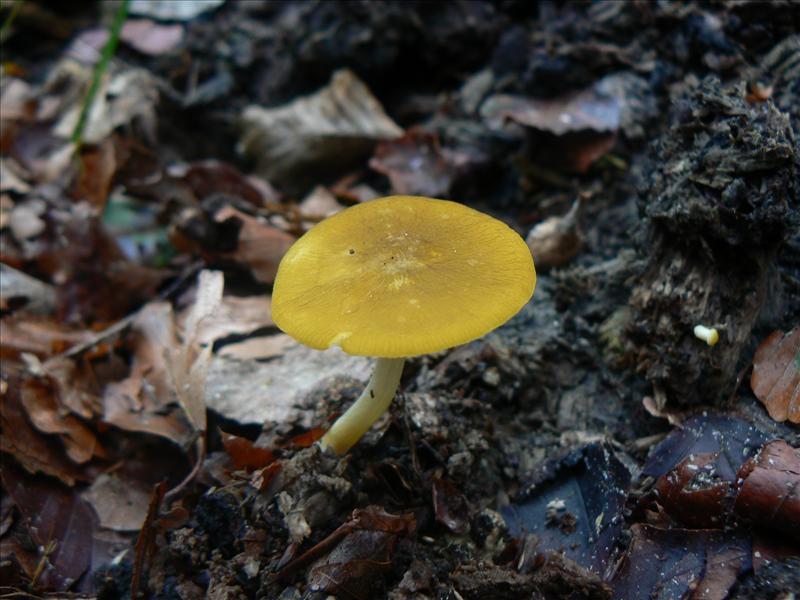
[163,435,206,506]
[71,0,130,147]
[43,261,202,365]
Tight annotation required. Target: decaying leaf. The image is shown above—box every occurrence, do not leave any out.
[611,524,751,600]
[735,440,800,540]
[214,206,295,285]
[0,384,88,486]
[369,127,477,198]
[501,443,631,574]
[103,270,221,442]
[178,294,273,347]
[52,62,158,145]
[750,327,800,423]
[653,452,734,529]
[239,69,402,190]
[19,376,104,464]
[166,269,223,433]
[82,473,153,532]
[481,81,620,173]
[205,346,371,426]
[278,506,415,597]
[221,431,275,470]
[217,332,296,361]
[0,461,100,591]
[128,0,225,21]
[120,19,184,56]
[103,302,193,445]
[0,263,56,314]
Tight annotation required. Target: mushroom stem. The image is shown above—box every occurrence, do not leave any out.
[320,357,406,454]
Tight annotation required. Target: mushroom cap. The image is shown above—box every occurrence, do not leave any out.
[272,195,536,358]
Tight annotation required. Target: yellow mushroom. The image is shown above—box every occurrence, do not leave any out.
[272,195,536,454]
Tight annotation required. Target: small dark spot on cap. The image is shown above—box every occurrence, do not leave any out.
[348,248,355,255]
[370,390,375,398]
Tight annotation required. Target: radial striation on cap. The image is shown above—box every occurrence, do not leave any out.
[272,195,536,358]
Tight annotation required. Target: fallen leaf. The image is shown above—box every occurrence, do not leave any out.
[53,64,158,145]
[653,452,734,529]
[611,524,751,600]
[205,346,371,427]
[183,160,271,207]
[120,19,184,56]
[306,507,415,597]
[239,69,402,191]
[750,327,800,423]
[19,376,104,464]
[178,294,273,347]
[69,138,117,209]
[734,440,800,540]
[0,382,88,486]
[501,443,631,574]
[0,157,32,193]
[82,473,152,531]
[481,82,620,173]
[0,263,56,314]
[165,269,223,433]
[128,0,225,21]
[639,414,769,483]
[102,302,193,446]
[0,461,99,591]
[221,431,274,470]
[369,127,478,197]
[217,332,295,361]
[0,316,94,361]
[299,185,345,222]
[481,87,620,136]
[173,204,295,285]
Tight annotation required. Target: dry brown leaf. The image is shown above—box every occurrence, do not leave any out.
[218,332,295,361]
[165,269,222,433]
[299,185,345,224]
[120,19,184,56]
[750,327,800,423]
[221,431,275,470]
[0,384,88,486]
[214,206,295,284]
[103,302,193,445]
[734,440,800,539]
[369,127,475,197]
[239,69,402,190]
[19,377,104,464]
[481,83,620,173]
[0,316,94,361]
[82,473,152,531]
[104,272,221,443]
[0,263,56,314]
[178,294,273,347]
[53,64,158,145]
[205,345,372,427]
[69,138,117,208]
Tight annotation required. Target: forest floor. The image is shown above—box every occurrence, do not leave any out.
[0,2,798,599]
